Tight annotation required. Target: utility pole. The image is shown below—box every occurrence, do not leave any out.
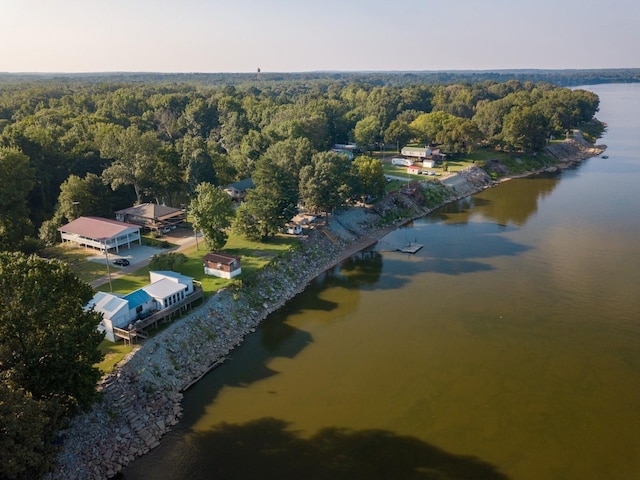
[103,242,113,292]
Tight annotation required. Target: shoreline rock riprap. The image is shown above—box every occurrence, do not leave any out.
[46,137,605,480]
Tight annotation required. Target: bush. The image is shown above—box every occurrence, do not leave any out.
[148,252,188,271]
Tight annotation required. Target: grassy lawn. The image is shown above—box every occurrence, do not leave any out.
[179,232,299,295]
[96,340,134,374]
[44,244,113,285]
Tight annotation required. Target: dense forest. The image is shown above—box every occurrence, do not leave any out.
[0,72,607,253]
[0,70,624,478]
[2,67,639,87]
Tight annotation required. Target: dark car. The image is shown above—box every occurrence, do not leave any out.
[113,259,130,266]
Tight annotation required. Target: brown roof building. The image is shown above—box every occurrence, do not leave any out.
[203,252,242,279]
[115,203,186,230]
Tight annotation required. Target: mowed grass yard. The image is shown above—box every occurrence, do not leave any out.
[94,232,299,296]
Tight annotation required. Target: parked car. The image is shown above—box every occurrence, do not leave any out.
[162,226,172,233]
[113,259,130,266]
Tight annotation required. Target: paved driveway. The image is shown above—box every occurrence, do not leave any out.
[87,245,164,268]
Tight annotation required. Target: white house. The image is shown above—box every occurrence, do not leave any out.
[58,216,141,253]
[224,178,255,202]
[391,157,413,166]
[88,292,130,342]
[149,270,194,295]
[89,271,194,342]
[422,159,436,168]
[285,223,303,235]
[142,278,188,310]
[401,146,430,159]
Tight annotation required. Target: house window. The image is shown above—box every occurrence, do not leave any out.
[136,305,142,314]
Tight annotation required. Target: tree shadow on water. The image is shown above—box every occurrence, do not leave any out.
[182,418,510,480]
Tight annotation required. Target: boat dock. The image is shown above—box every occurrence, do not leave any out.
[398,242,423,254]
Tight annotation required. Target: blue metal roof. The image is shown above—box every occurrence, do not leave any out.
[123,289,152,309]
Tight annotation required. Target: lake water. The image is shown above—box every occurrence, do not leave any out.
[122,84,640,480]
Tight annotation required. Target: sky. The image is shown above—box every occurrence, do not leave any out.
[1,0,638,73]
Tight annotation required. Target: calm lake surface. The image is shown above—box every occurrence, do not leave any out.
[122,84,640,480]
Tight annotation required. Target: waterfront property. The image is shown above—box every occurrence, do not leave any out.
[224,178,255,202]
[330,143,359,160]
[391,157,413,166]
[115,203,186,232]
[58,216,141,253]
[88,271,202,342]
[203,252,242,279]
[401,146,446,163]
[285,223,303,235]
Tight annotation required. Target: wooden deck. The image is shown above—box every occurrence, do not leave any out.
[113,286,204,343]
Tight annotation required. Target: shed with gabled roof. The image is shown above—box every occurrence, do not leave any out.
[203,252,242,279]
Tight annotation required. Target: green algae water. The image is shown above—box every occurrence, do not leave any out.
[122,84,640,480]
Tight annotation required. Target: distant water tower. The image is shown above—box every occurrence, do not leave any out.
[257,67,262,81]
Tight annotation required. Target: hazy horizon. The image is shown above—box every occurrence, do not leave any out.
[1,0,638,74]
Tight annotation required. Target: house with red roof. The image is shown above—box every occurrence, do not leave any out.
[58,216,141,253]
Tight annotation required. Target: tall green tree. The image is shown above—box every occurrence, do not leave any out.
[350,156,386,204]
[354,115,381,153]
[0,253,104,412]
[384,119,413,152]
[0,148,35,252]
[0,384,59,480]
[57,173,113,221]
[299,151,353,215]
[261,137,313,185]
[233,158,298,241]
[410,111,453,146]
[97,124,162,204]
[189,183,235,250]
[502,106,549,152]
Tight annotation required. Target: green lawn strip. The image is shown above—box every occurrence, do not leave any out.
[97,268,151,294]
[44,244,114,285]
[96,340,134,374]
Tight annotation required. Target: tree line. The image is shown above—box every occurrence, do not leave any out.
[0,77,600,251]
